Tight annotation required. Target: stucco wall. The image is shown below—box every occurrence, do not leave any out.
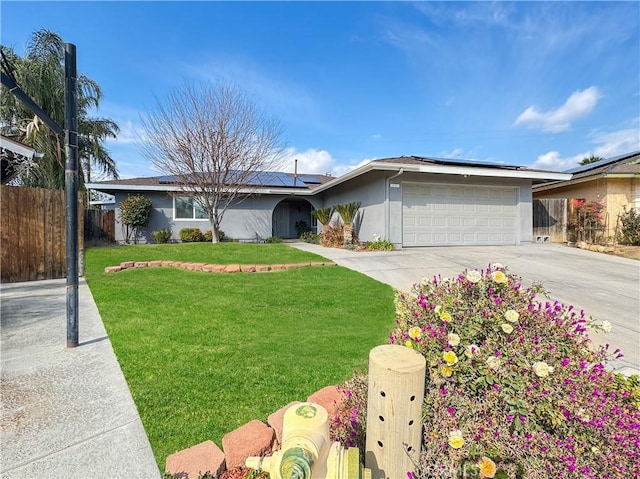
[322,171,387,243]
[534,177,636,237]
[322,171,534,246]
[113,192,322,243]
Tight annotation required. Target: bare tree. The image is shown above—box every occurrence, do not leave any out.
[140,82,285,242]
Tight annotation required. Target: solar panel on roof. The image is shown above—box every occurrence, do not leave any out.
[158,175,177,184]
[297,176,321,184]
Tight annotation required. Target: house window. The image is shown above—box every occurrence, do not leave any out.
[310,209,318,229]
[174,197,208,220]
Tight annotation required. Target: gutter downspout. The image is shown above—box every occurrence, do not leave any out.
[385,168,404,240]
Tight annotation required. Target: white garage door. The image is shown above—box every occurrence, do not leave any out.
[402,183,518,246]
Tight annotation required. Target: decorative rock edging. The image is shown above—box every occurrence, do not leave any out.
[104,260,337,274]
[164,385,347,479]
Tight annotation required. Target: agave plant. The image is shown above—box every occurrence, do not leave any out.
[334,202,361,245]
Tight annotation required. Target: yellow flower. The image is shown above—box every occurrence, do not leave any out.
[491,270,507,284]
[408,326,422,340]
[504,309,519,323]
[440,365,453,377]
[533,361,554,378]
[443,351,459,365]
[447,332,461,347]
[405,340,413,348]
[478,456,497,478]
[501,323,513,334]
[448,430,465,449]
[440,312,452,322]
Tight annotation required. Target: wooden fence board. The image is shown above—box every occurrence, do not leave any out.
[1,186,83,283]
[533,198,567,243]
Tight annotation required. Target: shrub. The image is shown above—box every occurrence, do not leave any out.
[295,220,311,238]
[151,228,172,244]
[300,231,319,244]
[365,237,395,251]
[617,207,640,245]
[179,228,203,242]
[119,194,153,244]
[311,207,335,227]
[320,223,344,248]
[332,265,639,479]
[265,236,283,243]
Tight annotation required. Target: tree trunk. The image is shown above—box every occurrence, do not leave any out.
[343,224,353,245]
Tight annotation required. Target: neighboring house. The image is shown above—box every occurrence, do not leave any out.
[86,156,569,247]
[533,151,640,238]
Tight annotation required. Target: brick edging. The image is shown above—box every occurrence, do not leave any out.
[104,260,337,274]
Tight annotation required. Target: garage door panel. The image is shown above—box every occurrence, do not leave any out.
[403,183,518,246]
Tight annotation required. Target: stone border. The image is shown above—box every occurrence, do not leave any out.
[104,260,337,274]
[165,385,347,478]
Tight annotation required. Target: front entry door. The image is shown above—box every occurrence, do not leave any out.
[273,203,290,238]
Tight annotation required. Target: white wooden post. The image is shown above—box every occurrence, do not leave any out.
[365,345,426,479]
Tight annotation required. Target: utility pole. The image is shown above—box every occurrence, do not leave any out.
[65,43,79,348]
[1,43,79,348]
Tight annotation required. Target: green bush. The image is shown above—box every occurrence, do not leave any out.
[119,194,153,244]
[151,228,172,244]
[332,265,638,478]
[265,236,283,243]
[300,231,319,244]
[617,207,640,245]
[179,228,203,242]
[364,237,395,251]
[203,230,225,242]
[295,220,311,238]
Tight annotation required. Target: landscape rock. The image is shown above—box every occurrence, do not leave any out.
[165,440,225,479]
[222,420,274,469]
[307,385,347,419]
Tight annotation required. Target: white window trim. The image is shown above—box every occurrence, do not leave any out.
[173,196,209,221]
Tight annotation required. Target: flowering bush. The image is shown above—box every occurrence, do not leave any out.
[331,265,639,478]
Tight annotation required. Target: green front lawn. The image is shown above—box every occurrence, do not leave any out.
[85,243,395,469]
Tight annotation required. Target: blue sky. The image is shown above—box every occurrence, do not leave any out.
[2,1,639,179]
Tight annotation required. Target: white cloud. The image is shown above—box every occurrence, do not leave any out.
[514,86,600,133]
[530,123,640,171]
[332,158,373,178]
[280,147,336,176]
[530,151,585,171]
[589,127,640,158]
[107,119,145,145]
[371,133,382,140]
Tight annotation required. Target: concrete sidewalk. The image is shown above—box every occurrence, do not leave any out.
[292,242,640,376]
[1,278,160,478]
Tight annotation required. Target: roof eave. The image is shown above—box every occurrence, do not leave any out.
[84,182,316,196]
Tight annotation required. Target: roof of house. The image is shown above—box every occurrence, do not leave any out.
[87,171,334,194]
[86,155,571,195]
[533,151,640,192]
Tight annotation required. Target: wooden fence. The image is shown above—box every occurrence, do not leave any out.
[1,186,83,283]
[533,198,567,243]
[84,209,115,245]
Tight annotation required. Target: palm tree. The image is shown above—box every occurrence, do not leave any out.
[334,201,361,245]
[311,206,335,233]
[0,29,119,189]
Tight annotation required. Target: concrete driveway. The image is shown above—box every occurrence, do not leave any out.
[292,242,640,375]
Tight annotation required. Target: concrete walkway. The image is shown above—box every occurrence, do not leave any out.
[292,242,640,376]
[1,279,160,479]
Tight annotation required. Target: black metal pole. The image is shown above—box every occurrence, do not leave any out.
[65,43,78,348]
